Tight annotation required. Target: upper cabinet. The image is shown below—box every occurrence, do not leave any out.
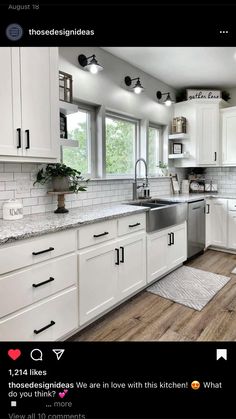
[172,99,226,167]
[0,47,59,162]
[221,107,236,166]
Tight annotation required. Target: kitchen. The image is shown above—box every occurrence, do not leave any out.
[0,46,236,342]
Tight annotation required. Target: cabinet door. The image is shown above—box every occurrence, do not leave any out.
[0,48,21,156]
[118,232,146,299]
[228,211,236,249]
[197,104,219,165]
[168,222,187,269]
[147,230,169,283]
[79,242,118,325]
[210,199,227,247]
[205,199,211,248]
[222,108,236,165]
[20,47,59,159]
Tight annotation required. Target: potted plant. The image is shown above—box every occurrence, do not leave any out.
[33,163,89,193]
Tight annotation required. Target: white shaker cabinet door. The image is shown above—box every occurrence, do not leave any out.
[0,47,21,156]
[20,47,59,159]
[221,107,236,165]
[210,199,227,247]
[197,104,219,165]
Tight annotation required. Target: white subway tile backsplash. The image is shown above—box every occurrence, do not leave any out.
[0,173,13,181]
[23,197,38,206]
[0,182,5,191]
[0,191,14,200]
[4,163,21,173]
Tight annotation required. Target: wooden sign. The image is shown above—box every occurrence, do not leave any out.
[187,89,221,100]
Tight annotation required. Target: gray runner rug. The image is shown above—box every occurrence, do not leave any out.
[147,266,230,311]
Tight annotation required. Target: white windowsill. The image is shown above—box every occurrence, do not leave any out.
[89,176,171,181]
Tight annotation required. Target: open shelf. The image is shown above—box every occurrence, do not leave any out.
[168,152,190,159]
[168,133,189,140]
[59,100,78,115]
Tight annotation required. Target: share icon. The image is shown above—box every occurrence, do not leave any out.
[52,349,65,360]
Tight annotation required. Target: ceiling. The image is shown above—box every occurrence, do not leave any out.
[102,47,236,89]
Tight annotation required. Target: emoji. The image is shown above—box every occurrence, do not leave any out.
[191,380,200,390]
[58,390,68,399]
[8,349,21,360]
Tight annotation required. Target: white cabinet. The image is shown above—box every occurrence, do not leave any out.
[79,242,118,325]
[221,107,236,165]
[210,199,227,247]
[205,199,211,248]
[118,233,146,300]
[0,47,59,162]
[78,231,146,326]
[196,104,219,165]
[173,100,223,167]
[147,222,187,283]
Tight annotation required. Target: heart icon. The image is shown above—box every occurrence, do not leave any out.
[59,392,65,399]
[63,389,68,394]
[8,349,21,361]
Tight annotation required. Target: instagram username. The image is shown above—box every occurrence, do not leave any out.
[28,28,94,36]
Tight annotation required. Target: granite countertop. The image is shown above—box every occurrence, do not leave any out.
[0,204,148,245]
[150,193,236,202]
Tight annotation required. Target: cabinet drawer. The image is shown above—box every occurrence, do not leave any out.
[118,213,146,236]
[0,229,76,275]
[0,253,77,318]
[78,219,117,249]
[228,199,236,211]
[0,287,78,341]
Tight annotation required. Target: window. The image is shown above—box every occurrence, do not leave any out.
[105,113,138,176]
[148,125,162,175]
[61,106,94,176]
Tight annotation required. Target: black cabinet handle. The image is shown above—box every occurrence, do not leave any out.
[168,233,172,246]
[171,232,175,245]
[120,246,125,263]
[115,248,120,265]
[32,277,55,288]
[16,128,21,149]
[25,129,30,149]
[34,320,55,335]
[129,222,141,228]
[206,204,210,214]
[32,247,54,256]
[214,152,217,161]
[93,232,109,238]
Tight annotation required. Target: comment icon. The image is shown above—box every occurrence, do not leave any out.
[30,348,43,361]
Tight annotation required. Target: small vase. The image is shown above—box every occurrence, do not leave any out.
[52,176,70,192]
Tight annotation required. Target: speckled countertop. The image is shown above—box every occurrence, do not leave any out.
[149,193,236,202]
[0,204,148,245]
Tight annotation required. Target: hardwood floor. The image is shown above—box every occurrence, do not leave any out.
[71,249,236,342]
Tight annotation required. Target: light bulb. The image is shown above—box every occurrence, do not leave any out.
[89,64,98,74]
[134,86,142,94]
[165,99,172,106]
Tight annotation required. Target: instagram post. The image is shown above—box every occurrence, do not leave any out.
[0,2,236,418]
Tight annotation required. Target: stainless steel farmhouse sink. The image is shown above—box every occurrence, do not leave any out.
[128,199,187,232]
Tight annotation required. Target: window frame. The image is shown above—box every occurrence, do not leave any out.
[147,123,163,177]
[105,111,140,178]
[60,102,96,177]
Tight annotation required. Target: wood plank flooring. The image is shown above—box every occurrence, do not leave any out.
[70,250,236,341]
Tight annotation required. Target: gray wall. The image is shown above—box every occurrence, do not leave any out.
[59,47,175,125]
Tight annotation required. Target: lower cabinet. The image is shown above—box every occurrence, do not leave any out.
[205,199,211,248]
[210,199,227,247]
[79,232,146,326]
[147,222,187,284]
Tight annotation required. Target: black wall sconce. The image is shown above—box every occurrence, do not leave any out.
[156,91,174,106]
[78,54,103,74]
[124,76,144,94]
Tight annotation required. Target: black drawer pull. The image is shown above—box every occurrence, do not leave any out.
[120,246,125,263]
[25,129,30,149]
[214,151,217,161]
[34,320,55,335]
[115,248,119,265]
[206,204,210,214]
[93,231,109,238]
[16,128,21,149]
[171,232,175,245]
[32,277,55,288]
[129,222,141,228]
[32,247,54,256]
[168,233,172,246]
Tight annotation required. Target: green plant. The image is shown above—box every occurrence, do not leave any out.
[157,161,168,169]
[33,163,89,193]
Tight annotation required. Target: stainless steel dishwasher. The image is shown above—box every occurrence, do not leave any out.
[187,199,205,259]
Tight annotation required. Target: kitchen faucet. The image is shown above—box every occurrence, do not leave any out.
[133,158,150,200]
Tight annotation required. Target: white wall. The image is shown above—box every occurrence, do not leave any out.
[227,87,236,106]
[59,47,175,125]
